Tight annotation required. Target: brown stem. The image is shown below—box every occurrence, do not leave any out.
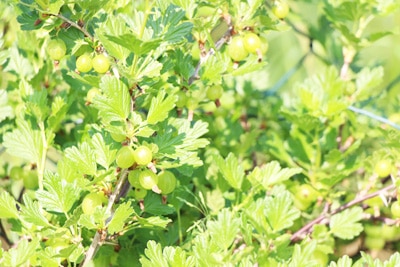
[290,184,396,242]
[80,169,129,266]
[55,14,94,41]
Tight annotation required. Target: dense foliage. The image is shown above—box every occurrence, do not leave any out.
[1,0,400,266]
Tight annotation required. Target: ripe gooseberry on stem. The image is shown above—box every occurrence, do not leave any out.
[82,193,104,215]
[391,201,400,218]
[243,32,262,54]
[86,88,101,103]
[116,146,135,169]
[92,54,110,74]
[157,171,177,195]
[48,39,67,60]
[272,1,290,19]
[206,84,223,101]
[133,146,153,166]
[374,159,392,178]
[228,36,248,62]
[76,54,93,73]
[139,170,158,190]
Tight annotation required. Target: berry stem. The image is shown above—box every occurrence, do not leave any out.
[290,183,396,242]
[80,169,129,266]
[56,14,94,41]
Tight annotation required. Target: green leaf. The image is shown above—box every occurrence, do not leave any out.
[265,186,301,232]
[25,89,49,122]
[384,252,400,267]
[0,191,19,219]
[147,90,176,124]
[47,95,70,132]
[90,133,118,169]
[214,153,244,190]
[64,142,97,176]
[0,90,13,123]
[20,194,50,227]
[163,246,195,267]
[36,172,82,214]
[230,56,268,76]
[328,255,353,267]
[3,47,34,78]
[137,215,172,229]
[143,193,175,215]
[134,55,163,80]
[207,209,240,250]
[330,207,363,239]
[289,241,317,267]
[354,67,384,101]
[107,201,134,234]
[140,240,169,267]
[105,34,162,56]
[248,161,302,189]
[92,76,131,124]
[1,238,39,267]
[148,4,193,44]
[3,118,43,164]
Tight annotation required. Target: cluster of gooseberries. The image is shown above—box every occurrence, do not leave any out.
[76,53,110,74]
[227,32,268,62]
[47,38,110,74]
[115,145,177,199]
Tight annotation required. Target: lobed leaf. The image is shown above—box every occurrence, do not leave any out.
[107,201,134,234]
[329,207,364,239]
[0,191,19,219]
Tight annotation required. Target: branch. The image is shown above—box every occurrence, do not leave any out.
[348,106,400,131]
[80,169,129,266]
[290,183,396,242]
[55,14,94,41]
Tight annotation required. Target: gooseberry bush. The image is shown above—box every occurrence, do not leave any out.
[1,0,400,266]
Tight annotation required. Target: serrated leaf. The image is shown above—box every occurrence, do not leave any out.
[0,90,13,123]
[165,21,193,43]
[64,142,97,176]
[289,241,317,267]
[25,88,49,121]
[265,186,301,232]
[91,133,117,169]
[134,55,163,80]
[147,90,176,124]
[355,67,384,101]
[384,252,400,267]
[107,202,134,234]
[248,161,302,189]
[143,193,175,215]
[0,191,19,219]
[78,206,108,230]
[140,240,169,267]
[230,56,268,76]
[1,238,39,267]
[214,153,244,190]
[47,95,69,132]
[164,246,195,267]
[137,215,172,229]
[330,207,363,239]
[328,255,353,267]
[3,47,34,78]
[207,209,240,250]
[67,72,100,87]
[105,34,162,56]
[92,76,130,124]
[36,172,82,214]
[20,194,50,227]
[3,118,43,164]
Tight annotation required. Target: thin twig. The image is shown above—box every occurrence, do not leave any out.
[348,106,400,131]
[55,14,94,41]
[290,184,396,242]
[80,169,129,266]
